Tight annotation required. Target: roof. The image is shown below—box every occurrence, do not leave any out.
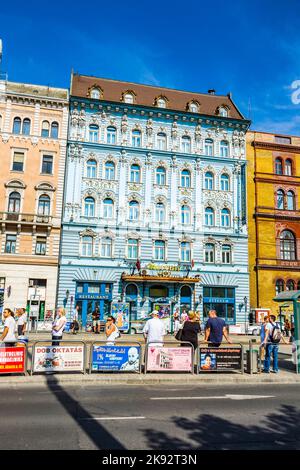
[71,74,245,120]
[5,81,68,100]
[273,290,300,302]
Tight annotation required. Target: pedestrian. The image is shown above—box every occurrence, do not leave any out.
[71,304,80,335]
[143,310,165,346]
[173,309,180,334]
[92,306,101,334]
[16,308,27,337]
[105,316,120,345]
[204,309,232,347]
[0,308,17,346]
[284,318,291,338]
[259,316,269,364]
[51,307,67,346]
[181,309,188,323]
[179,311,201,351]
[263,314,287,373]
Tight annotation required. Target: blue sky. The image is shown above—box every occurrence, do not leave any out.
[1,0,300,134]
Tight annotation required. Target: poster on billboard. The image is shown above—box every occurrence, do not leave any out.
[199,347,242,372]
[146,346,193,372]
[33,344,85,373]
[91,344,141,372]
[0,346,26,374]
[111,302,130,332]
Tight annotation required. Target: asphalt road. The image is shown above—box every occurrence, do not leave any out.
[1,381,300,450]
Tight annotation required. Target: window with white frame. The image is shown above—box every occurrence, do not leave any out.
[222,245,231,264]
[84,197,95,217]
[181,169,191,188]
[107,126,116,144]
[103,198,114,218]
[132,130,141,147]
[91,88,100,99]
[35,236,47,255]
[181,205,191,225]
[205,139,213,156]
[219,107,228,117]
[221,208,230,227]
[220,140,229,157]
[204,171,214,190]
[181,135,191,153]
[221,174,230,191]
[157,97,167,108]
[87,159,97,178]
[157,133,167,150]
[12,152,24,172]
[181,242,191,262]
[205,243,215,263]
[41,121,50,138]
[38,195,50,215]
[5,234,17,254]
[154,240,165,260]
[128,238,138,259]
[124,93,134,104]
[89,125,99,142]
[129,200,139,221]
[101,237,112,258]
[155,202,165,222]
[105,161,115,180]
[156,167,166,185]
[81,236,93,257]
[130,164,140,183]
[205,207,214,226]
[280,230,296,260]
[8,192,21,213]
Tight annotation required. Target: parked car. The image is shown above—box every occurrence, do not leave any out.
[246,324,261,336]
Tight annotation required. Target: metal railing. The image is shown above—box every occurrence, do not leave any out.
[0,212,52,224]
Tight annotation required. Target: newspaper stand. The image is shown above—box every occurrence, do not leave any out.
[0,344,28,376]
[31,340,86,375]
[197,342,244,374]
[89,341,142,374]
[144,341,195,375]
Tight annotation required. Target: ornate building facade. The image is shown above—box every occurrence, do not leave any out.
[58,74,250,327]
[0,78,68,318]
[247,131,300,315]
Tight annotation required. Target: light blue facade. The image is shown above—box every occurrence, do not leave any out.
[57,78,250,329]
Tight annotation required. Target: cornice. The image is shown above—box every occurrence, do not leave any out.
[252,141,300,153]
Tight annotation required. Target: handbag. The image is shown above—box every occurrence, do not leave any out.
[175,328,183,341]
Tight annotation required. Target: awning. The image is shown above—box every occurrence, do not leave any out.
[121,274,200,284]
[273,290,300,302]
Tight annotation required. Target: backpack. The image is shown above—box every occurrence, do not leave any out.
[270,322,282,343]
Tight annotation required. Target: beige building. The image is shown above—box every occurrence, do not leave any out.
[0,77,68,322]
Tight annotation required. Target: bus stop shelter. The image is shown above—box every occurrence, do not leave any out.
[273,290,300,373]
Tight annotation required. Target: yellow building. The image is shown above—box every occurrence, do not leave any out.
[247,131,300,317]
[0,78,68,320]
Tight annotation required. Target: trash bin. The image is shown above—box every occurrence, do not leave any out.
[246,346,258,374]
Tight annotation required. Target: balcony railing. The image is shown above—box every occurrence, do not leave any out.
[0,212,52,224]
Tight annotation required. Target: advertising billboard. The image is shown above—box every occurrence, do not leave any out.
[33,345,85,373]
[91,345,141,372]
[199,347,242,372]
[0,346,26,374]
[146,346,193,372]
[111,302,130,332]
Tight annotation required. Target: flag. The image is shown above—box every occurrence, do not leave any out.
[191,259,195,268]
[136,259,141,273]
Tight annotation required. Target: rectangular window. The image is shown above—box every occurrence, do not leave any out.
[5,235,17,253]
[41,155,53,174]
[275,136,291,144]
[35,237,47,255]
[101,239,112,258]
[12,152,24,172]
[88,284,100,294]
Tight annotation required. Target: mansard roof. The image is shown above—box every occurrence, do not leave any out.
[71,74,245,120]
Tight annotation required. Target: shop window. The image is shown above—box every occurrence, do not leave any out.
[149,285,168,298]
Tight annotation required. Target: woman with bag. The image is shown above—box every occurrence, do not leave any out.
[176,311,201,351]
[105,316,120,346]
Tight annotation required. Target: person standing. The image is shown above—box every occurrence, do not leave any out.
[105,316,120,346]
[92,306,101,334]
[173,309,180,334]
[284,318,291,338]
[204,309,232,347]
[17,308,27,337]
[71,305,80,335]
[263,314,287,373]
[180,311,201,351]
[0,308,17,346]
[51,308,67,346]
[260,316,269,364]
[143,311,165,346]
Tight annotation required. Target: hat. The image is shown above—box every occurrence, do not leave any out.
[150,310,159,316]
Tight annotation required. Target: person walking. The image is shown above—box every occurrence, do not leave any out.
[16,308,27,337]
[105,316,120,346]
[71,305,80,335]
[0,308,17,346]
[204,309,232,347]
[173,309,180,334]
[143,310,165,346]
[179,311,201,351]
[92,306,101,334]
[263,314,287,373]
[51,307,67,346]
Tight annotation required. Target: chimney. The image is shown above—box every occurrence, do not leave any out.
[208,89,216,95]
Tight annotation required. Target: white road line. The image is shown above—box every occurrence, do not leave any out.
[151,395,275,401]
[80,416,146,421]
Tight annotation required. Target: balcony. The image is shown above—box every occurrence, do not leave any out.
[0,212,52,226]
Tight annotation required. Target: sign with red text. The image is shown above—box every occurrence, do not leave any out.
[33,345,84,373]
[0,347,26,374]
[146,346,193,372]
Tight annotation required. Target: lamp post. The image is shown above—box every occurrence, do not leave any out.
[244,296,248,333]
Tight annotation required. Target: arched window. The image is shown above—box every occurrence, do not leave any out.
[205,171,214,190]
[105,161,115,180]
[157,133,167,150]
[181,205,191,225]
[107,126,116,144]
[219,107,228,117]
[129,201,139,221]
[87,160,97,178]
[280,230,296,260]
[276,189,285,209]
[220,140,229,157]
[156,167,166,185]
[222,245,232,264]
[275,158,283,175]
[101,238,112,257]
[285,159,292,176]
[124,93,134,104]
[89,124,99,142]
[84,197,95,217]
[221,174,229,191]
[205,139,214,156]
[181,170,191,188]
[155,202,165,222]
[221,208,230,227]
[181,135,191,153]
[154,240,165,261]
[286,279,295,291]
[157,97,167,108]
[41,121,50,138]
[38,195,50,215]
[130,164,140,183]
[81,236,93,257]
[8,192,21,213]
[13,117,21,134]
[91,88,100,99]
[205,243,215,263]
[51,122,59,139]
[132,130,141,147]
[189,102,199,113]
[127,238,138,259]
[103,198,114,218]
[126,284,138,299]
[205,207,214,226]
[22,118,31,135]
[275,279,285,295]
[287,191,295,211]
[181,242,191,262]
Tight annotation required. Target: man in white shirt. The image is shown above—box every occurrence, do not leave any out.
[17,308,27,337]
[143,311,165,346]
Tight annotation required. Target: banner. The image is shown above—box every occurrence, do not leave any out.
[111,303,129,332]
[199,347,242,372]
[0,347,26,374]
[33,345,84,372]
[147,346,193,372]
[92,345,141,372]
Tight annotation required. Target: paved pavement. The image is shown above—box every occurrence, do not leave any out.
[0,381,300,449]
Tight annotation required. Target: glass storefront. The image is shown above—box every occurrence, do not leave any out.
[75,282,113,327]
[203,286,236,324]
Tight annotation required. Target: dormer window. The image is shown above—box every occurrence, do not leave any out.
[218,107,228,117]
[188,101,199,113]
[90,88,101,99]
[123,92,135,104]
[156,97,167,108]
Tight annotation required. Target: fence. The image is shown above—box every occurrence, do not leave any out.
[144,341,195,374]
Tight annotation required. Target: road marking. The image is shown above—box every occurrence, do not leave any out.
[151,395,275,401]
[80,416,145,421]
